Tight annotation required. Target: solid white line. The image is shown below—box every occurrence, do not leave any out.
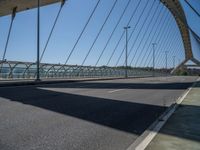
[108,89,124,93]
[126,80,195,150]
[134,106,176,150]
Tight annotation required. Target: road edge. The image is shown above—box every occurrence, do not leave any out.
[126,77,200,150]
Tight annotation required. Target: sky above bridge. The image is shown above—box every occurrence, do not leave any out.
[0,0,199,68]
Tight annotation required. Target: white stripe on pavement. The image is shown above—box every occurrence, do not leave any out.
[108,89,124,93]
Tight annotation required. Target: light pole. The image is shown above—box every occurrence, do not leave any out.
[173,56,176,68]
[124,26,131,78]
[165,51,169,75]
[36,0,40,81]
[152,43,157,77]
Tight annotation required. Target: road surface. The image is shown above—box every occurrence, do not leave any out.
[0,76,197,150]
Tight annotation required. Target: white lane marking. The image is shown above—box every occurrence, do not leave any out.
[136,89,190,150]
[78,85,91,88]
[77,84,100,88]
[126,77,199,150]
[108,89,124,93]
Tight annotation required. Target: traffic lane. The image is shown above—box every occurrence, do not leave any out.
[38,76,198,90]
[0,76,195,90]
[39,86,182,107]
[0,86,165,150]
[0,76,197,150]
[38,76,197,107]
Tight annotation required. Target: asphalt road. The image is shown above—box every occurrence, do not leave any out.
[0,76,198,150]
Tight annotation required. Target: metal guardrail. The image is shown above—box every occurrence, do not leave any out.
[0,61,166,79]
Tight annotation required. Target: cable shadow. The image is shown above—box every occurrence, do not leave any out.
[40,81,196,90]
[0,81,199,143]
[154,104,200,143]
[0,86,166,135]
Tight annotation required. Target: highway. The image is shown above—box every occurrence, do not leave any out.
[0,76,198,150]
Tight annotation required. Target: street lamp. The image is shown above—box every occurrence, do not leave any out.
[165,51,169,75]
[124,26,131,78]
[36,0,40,81]
[152,43,157,77]
[173,56,176,68]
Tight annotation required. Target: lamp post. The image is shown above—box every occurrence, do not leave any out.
[36,0,40,81]
[124,26,131,78]
[173,56,176,68]
[152,43,157,77]
[165,51,169,75]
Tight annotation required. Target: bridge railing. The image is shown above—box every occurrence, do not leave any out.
[0,61,166,80]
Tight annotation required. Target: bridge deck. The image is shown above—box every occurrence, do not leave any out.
[0,76,197,150]
[0,0,60,16]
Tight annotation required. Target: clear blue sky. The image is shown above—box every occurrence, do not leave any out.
[0,0,199,68]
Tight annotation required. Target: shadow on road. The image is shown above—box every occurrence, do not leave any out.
[40,81,195,90]
[0,85,166,135]
[0,81,199,143]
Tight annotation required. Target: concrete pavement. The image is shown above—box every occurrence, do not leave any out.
[146,78,200,150]
[0,76,198,150]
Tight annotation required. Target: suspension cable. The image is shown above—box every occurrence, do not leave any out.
[135,7,168,67]
[156,22,178,65]
[40,0,66,62]
[114,0,150,66]
[146,25,173,68]
[147,18,174,67]
[184,0,200,17]
[168,37,183,68]
[143,13,171,67]
[164,0,200,46]
[130,3,161,66]
[106,31,125,66]
[130,7,164,66]
[159,31,179,68]
[64,0,101,65]
[106,0,142,66]
[165,30,183,67]
[115,0,154,66]
[81,0,118,66]
[1,7,17,62]
[94,0,132,66]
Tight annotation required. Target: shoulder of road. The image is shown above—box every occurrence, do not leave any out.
[144,78,200,150]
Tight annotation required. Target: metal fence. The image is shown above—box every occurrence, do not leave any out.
[0,61,166,80]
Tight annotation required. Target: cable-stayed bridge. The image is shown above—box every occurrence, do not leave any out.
[0,1,200,150]
[0,0,199,80]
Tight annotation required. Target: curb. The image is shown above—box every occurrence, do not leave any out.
[126,77,200,150]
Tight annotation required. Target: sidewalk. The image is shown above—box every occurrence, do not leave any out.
[145,80,200,150]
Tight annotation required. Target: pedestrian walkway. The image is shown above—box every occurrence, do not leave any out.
[146,79,200,150]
